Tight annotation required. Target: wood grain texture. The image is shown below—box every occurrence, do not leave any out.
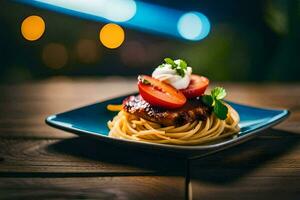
[0,137,186,175]
[0,78,136,139]
[190,129,300,200]
[0,79,300,199]
[0,176,185,200]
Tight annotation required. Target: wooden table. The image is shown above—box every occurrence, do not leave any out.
[0,78,299,200]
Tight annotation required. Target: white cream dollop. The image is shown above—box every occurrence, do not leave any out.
[152,60,192,90]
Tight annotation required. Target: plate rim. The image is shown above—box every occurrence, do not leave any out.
[45,95,290,151]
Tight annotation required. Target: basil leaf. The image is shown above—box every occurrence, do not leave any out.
[164,58,175,66]
[211,87,226,100]
[202,95,214,107]
[213,100,228,120]
[179,59,187,69]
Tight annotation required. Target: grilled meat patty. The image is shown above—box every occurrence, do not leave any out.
[123,95,211,126]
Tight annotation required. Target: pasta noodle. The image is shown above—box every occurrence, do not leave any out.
[107,104,240,145]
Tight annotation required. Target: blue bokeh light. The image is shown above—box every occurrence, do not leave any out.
[32,0,137,22]
[177,12,211,41]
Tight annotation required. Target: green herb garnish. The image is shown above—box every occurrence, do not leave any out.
[162,58,188,77]
[164,58,176,66]
[202,87,228,120]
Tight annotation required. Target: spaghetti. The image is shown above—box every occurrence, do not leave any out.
[107,103,240,145]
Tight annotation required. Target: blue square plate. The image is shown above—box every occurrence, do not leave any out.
[45,94,289,157]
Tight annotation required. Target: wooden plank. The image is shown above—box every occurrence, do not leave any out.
[0,78,136,102]
[0,79,136,139]
[189,129,300,200]
[0,80,299,199]
[0,79,136,121]
[0,176,185,200]
[0,137,186,175]
[190,177,299,200]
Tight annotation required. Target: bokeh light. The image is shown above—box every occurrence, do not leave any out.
[104,0,137,22]
[21,0,211,41]
[42,43,68,69]
[21,15,45,41]
[99,23,125,49]
[76,39,100,63]
[31,0,136,22]
[177,12,210,41]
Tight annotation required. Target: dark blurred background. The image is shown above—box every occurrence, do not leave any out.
[0,0,299,83]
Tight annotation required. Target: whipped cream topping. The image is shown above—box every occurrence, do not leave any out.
[152,59,192,90]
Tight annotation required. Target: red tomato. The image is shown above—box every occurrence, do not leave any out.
[180,75,209,98]
[138,75,186,109]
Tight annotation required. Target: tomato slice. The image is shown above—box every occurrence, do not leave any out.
[180,75,209,98]
[138,75,186,109]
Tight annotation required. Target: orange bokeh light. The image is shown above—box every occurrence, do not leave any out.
[21,15,45,41]
[99,23,125,49]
